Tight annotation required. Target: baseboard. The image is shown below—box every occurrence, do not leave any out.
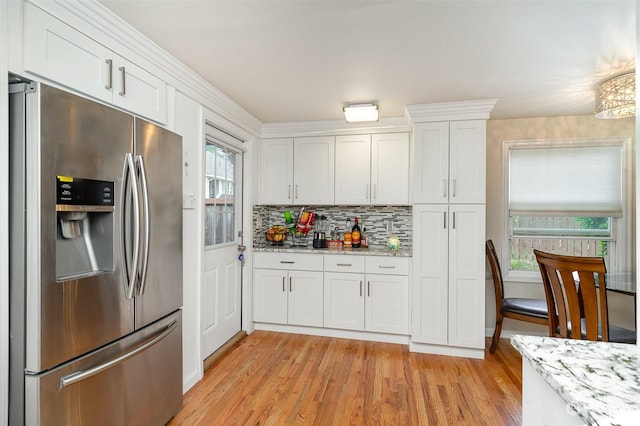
[203,331,248,372]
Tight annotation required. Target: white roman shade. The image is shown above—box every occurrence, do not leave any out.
[508,143,623,217]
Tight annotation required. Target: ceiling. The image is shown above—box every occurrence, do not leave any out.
[98,0,636,124]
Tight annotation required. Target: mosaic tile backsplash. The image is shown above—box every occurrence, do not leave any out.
[253,205,412,249]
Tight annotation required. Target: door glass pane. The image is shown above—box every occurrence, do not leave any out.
[205,142,237,247]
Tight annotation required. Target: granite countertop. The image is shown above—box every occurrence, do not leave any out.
[511,335,640,426]
[254,245,412,257]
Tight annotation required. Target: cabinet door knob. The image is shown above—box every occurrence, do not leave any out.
[118,66,126,96]
[105,59,113,89]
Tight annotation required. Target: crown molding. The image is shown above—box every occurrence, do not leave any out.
[405,99,499,123]
[31,0,263,137]
[260,116,411,139]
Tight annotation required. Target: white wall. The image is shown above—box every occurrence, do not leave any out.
[485,115,636,336]
[174,91,204,391]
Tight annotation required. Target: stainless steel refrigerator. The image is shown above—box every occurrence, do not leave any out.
[9,79,183,425]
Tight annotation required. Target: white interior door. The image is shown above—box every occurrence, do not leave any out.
[202,134,243,359]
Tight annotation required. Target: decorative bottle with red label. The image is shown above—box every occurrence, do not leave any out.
[351,217,361,248]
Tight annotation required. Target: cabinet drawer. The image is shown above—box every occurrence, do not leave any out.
[365,257,409,275]
[323,255,365,273]
[254,252,323,271]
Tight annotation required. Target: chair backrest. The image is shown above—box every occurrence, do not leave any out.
[486,240,504,311]
[533,249,609,341]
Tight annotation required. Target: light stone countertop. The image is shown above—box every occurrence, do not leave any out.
[511,335,640,426]
[253,245,412,257]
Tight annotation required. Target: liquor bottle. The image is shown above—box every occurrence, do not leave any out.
[361,217,368,248]
[351,217,361,248]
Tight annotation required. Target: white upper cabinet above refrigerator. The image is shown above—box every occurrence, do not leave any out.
[22,2,167,124]
[413,121,486,204]
[335,132,409,205]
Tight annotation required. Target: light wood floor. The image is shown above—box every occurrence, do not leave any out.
[168,331,522,425]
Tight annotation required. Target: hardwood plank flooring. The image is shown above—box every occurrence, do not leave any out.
[168,331,522,425]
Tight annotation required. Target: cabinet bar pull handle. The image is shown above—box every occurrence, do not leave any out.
[289,277,292,292]
[288,184,292,199]
[105,59,112,89]
[443,211,447,229]
[452,179,457,197]
[282,277,285,292]
[280,261,295,264]
[443,179,447,198]
[118,66,126,96]
[373,184,377,199]
[336,263,352,267]
[378,265,396,269]
[367,281,371,297]
[453,212,456,229]
[365,184,369,200]
[295,185,299,199]
[360,281,363,297]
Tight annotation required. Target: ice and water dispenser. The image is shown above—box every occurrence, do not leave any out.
[56,176,115,281]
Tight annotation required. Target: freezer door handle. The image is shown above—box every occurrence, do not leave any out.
[60,320,177,388]
[135,155,150,295]
[121,153,140,299]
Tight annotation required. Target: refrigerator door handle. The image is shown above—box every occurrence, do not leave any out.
[121,153,140,299]
[135,155,150,295]
[60,320,177,388]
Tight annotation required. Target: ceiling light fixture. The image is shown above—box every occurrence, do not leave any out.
[343,103,379,123]
[595,72,636,119]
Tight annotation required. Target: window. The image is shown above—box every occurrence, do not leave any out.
[204,141,237,246]
[503,137,631,279]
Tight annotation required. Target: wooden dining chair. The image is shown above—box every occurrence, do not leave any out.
[533,249,636,343]
[486,240,549,353]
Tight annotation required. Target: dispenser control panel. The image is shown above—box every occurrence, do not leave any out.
[56,176,114,206]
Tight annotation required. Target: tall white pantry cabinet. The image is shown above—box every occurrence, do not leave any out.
[410,114,491,359]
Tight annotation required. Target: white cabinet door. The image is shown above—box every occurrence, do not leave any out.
[323,272,365,331]
[413,122,450,203]
[335,134,371,204]
[413,121,486,204]
[365,274,409,334]
[254,268,288,324]
[111,56,167,124]
[411,204,485,347]
[411,205,449,344]
[371,133,410,205]
[449,121,486,204]
[293,136,335,204]
[24,2,112,104]
[259,138,294,204]
[288,270,324,327]
[447,204,486,349]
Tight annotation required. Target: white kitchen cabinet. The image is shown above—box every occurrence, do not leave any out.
[259,138,294,204]
[253,253,324,327]
[23,2,167,124]
[412,204,485,349]
[293,136,335,205]
[323,255,409,335]
[259,136,334,205]
[335,133,409,205]
[335,134,371,204]
[413,121,486,204]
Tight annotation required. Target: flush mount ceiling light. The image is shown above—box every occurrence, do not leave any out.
[343,103,379,123]
[595,72,636,119]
